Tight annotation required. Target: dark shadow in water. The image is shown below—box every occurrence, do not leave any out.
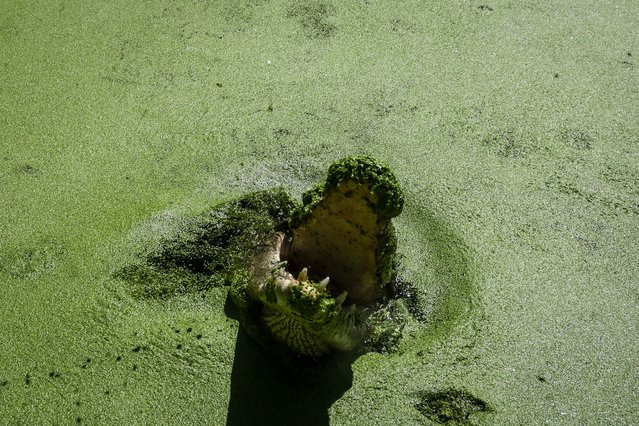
[224,297,354,426]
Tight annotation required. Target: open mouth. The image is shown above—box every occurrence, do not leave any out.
[243,156,405,357]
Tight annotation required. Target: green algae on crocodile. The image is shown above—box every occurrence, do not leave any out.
[116,156,406,357]
[114,188,296,299]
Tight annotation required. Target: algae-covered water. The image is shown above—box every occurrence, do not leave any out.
[1,0,638,424]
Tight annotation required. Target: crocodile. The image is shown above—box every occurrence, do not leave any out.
[117,156,405,357]
[230,156,404,357]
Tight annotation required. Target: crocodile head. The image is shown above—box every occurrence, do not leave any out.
[235,156,404,357]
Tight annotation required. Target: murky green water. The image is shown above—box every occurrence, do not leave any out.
[2,0,638,424]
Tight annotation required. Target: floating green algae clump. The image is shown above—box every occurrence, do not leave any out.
[115,188,296,298]
[415,389,491,425]
[116,156,406,357]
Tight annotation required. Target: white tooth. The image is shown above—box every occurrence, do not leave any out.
[298,267,308,282]
[317,277,330,292]
[334,291,348,306]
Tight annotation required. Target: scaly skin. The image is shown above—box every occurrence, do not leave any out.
[244,233,365,356]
